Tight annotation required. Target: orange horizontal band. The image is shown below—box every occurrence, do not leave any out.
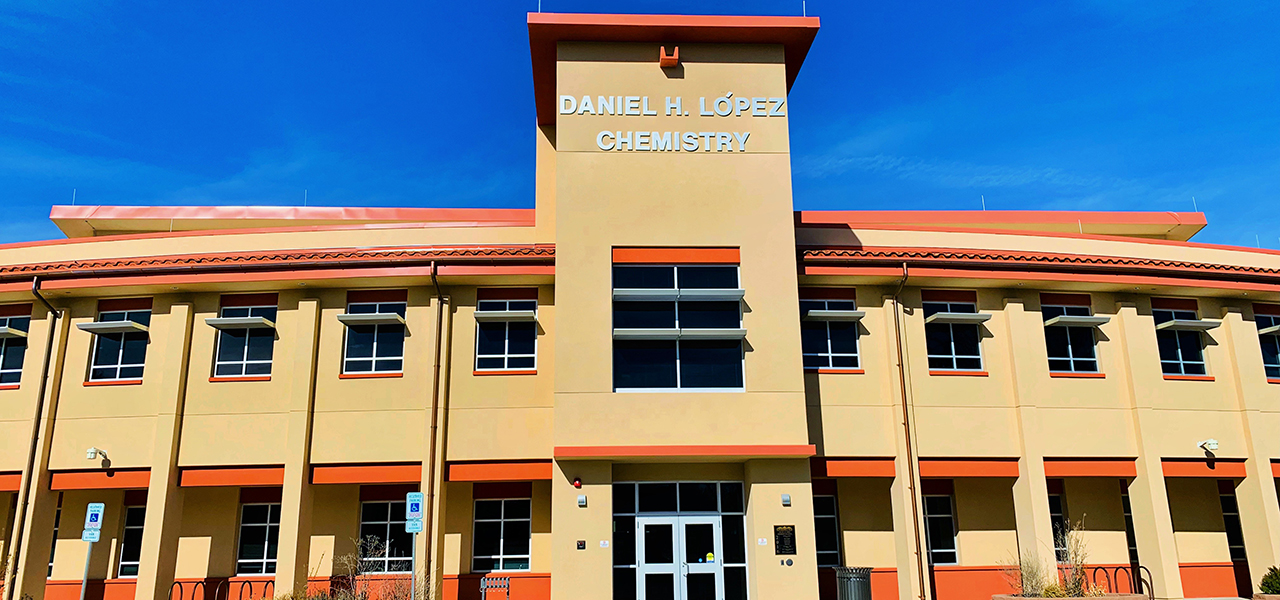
[447,461,554,482]
[918,458,1019,478]
[1271,461,1280,478]
[1049,372,1105,379]
[803,266,1280,295]
[209,376,271,383]
[1162,458,1246,478]
[50,469,150,490]
[339,372,403,379]
[83,379,143,387]
[1164,375,1215,382]
[929,370,988,377]
[1043,458,1137,478]
[473,370,537,376]
[0,384,19,390]
[555,444,816,459]
[1267,378,1280,385]
[179,466,285,487]
[808,368,865,375]
[612,247,740,264]
[312,463,421,485]
[816,458,896,478]
[0,472,20,492]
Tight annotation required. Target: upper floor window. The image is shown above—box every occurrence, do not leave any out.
[922,291,987,372]
[0,305,32,385]
[1256,305,1280,379]
[1041,294,1105,374]
[475,289,538,372]
[800,293,861,371]
[340,291,407,375]
[82,299,152,382]
[359,500,412,573]
[472,497,531,572]
[1152,298,1212,376]
[210,295,278,378]
[236,503,280,575]
[612,258,745,391]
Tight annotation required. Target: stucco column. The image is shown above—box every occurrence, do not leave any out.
[743,459,820,600]
[1111,301,1182,599]
[421,293,452,599]
[1217,306,1280,583]
[550,460,610,600]
[1001,297,1057,569]
[10,309,70,600]
[883,293,928,600]
[135,301,195,600]
[274,298,321,595]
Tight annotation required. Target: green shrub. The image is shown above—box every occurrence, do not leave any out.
[1261,565,1280,594]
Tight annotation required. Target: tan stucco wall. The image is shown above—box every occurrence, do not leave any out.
[1166,478,1231,564]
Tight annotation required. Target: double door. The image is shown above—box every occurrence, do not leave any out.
[637,516,724,600]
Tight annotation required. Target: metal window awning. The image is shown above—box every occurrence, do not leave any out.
[612,289,745,302]
[474,310,537,322]
[1156,319,1219,332]
[613,328,747,340]
[1259,324,1280,336]
[337,313,406,326]
[1044,315,1110,327]
[205,316,276,330]
[78,321,149,335]
[677,288,746,301]
[0,326,28,339]
[803,310,865,322]
[924,312,992,325]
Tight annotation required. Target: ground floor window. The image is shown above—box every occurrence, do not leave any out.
[48,492,62,578]
[814,494,841,567]
[1120,483,1140,565]
[1218,482,1246,561]
[472,498,531,572]
[359,500,412,573]
[117,506,146,577]
[237,503,281,575]
[1047,480,1069,562]
[923,490,957,565]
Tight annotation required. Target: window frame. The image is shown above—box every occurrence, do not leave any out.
[117,505,146,577]
[341,301,407,375]
[1219,488,1247,561]
[1042,305,1100,374]
[471,497,533,573]
[235,502,281,576]
[474,299,538,372]
[87,309,151,382]
[358,500,412,574]
[800,300,860,371]
[922,493,958,566]
[1048,491,1068,562]
[813,494,842,568]
[1153,309,1207,375]
[923,301,984,372]
[49,492,62,577]
[0,315,29,385]
[1258,313,1280,379]
[212,305,278,378]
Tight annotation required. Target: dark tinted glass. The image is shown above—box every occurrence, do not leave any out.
[814,496,837,516]
[613,483,636,514]
[924,324,952,358]
[93,333,122,366]
[926,518,955,552]
[1042,305,1065,320]
[613,516,635,566]
[676,266,737,289]
[1177,331,1204,362]
[613,266,674,289]
[477,323,507,355]
[347,326,375,358]
[1045,327,1069,360]
[952,325,980,356]
[815,517,838,552]
[683,523,714,563]
[1068,327,1096,359]
[218,330,247,362]
[504,499,531,519]
[246,330,274,362]
[120,332,148,365]
[613,302,676,329]
[638,483,677,513]
[645,574,675,600]
[722,515,746,563]
[828,322,858,354]
[613,568,636,600]
[800,322,828,354]
[719,482,744,513]
[374,325,405,358]
[643,524,674,563]
[678,482,718,512]
[473,522,501,555]
[677,301,739,329]
[1,337,26,371]
[725,567,748,600]
[502,520,530,554]
[686,573,715,598]
[614,341,677,389]
[799,301,825,316]
[474,500,502,520]
[508,323,536,354]
[678,340,743,388]
[922,302,946,318]
[121,526,144,561]
[362,502,388,522]
[924,496,951,516]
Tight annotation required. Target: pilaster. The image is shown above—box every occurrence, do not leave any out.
[883,293,928,600]
[273,298,321,595]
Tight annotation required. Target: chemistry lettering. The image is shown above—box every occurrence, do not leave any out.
[559,93,785,152]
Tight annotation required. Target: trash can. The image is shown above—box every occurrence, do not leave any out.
[834,566,873,600]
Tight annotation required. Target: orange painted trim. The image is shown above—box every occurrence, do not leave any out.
[37,264,555,292]
[554,444,816,459]
[918,458,1020,478]
[473,370,537,376]
[929,370,989,377]
[1049,372,1105,379]
[1162,458,1247,478]
[1267,378,1280,385]
[611,247,740,264]
[816,458,896,478]
[83,379,143,387]
[50,469,150,490]
[1042,458,1137,478]
[1164,375,1215,382]
[805,368,865,374]
[179,466,285,488]
[441,572,550,600]
[1271,460,1280,478]
[311,463,422,485]
[0,472,21,492]
[1178,562,1238,598]
[339,372,403,379]
[447,461,554,482]
[797,209,1206,229]
[1151,297,1199,311]
[0,302,33,317]
[805,264,1280,294]
[0,383,19,390]
[208,376,270,383]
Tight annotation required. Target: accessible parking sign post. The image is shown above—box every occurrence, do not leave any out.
[79,503,105,600]
[406,493,425,599]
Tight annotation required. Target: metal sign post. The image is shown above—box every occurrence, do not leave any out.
[79,503,105,600]
[406,493,425,600]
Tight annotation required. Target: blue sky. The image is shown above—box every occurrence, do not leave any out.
[1,1,1276,246]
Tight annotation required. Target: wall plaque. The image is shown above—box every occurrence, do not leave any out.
[774,525,796,555]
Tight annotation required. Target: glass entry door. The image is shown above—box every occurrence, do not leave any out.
[636,516,724,600]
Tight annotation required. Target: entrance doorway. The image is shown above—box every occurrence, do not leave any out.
[613,481,749,600]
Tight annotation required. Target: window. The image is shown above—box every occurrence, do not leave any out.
[1048,490,1068,562]
[89,310,150,381]
[359,501,412,573]
[0,314,29,384]
[214,306,277,377]
[1120,486,1139,565]
[800,300,859,370]
[923,494,957,565]
[924,301,982,371]
[48,492,62,577]
[236,503,280,575]
[1219,487,1246,561]
[1043,305,1098,373]
[1258,313,1280,379]
[343,301,406,374]
[1154,309,1206,375]
[472,498,531,572]
[814,494,841,567]
[475,299,537,371]
[117,506,145,577]
[612,265,744,390]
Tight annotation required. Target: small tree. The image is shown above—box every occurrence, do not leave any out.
[1260,565,1280,594]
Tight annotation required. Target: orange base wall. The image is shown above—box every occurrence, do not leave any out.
[441,573,550,600]
[931,566,1010,600]
[1178,562,1239,598]
[45,580,137,600]
[817,567,898,600]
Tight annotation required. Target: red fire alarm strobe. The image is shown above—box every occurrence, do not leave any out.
[572,477,582,488]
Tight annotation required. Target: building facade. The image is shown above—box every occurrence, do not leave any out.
[0,12,1278,600]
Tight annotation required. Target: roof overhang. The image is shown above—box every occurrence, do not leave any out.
[528,12,821,126]
[796,210,1207,242]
